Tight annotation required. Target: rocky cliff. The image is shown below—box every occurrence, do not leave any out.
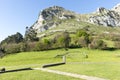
[31,3,120,34]
[32,6,76,33]
[112,3,120,12]
[89,4,120,27]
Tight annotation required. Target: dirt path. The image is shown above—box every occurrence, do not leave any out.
[33,68,108,80]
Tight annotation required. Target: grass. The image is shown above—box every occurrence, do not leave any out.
[0,50,65,69]
[49,48,120,80]
[0,70,82,80]
[0,48,120,80]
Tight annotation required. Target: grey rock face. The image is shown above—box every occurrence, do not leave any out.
[112,3,120,12]
[32,6,75,32]
[31,4,120,34]
[89,7,120,27]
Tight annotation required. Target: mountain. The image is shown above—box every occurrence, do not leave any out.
[32,6,76,33]
[89,7,120,27]
[31,4,120,37]
[112,3,120,12]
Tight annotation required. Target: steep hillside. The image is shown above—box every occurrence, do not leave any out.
[89,7,120,27]
[30,4,120,38]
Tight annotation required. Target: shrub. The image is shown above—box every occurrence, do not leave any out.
[74,29,91,48]
[89,39,107,50]
[34,41,49,51]
[76,29,89,37]
[53,32,71,49]
[19,42,27,52]
[0,48,5,58]
[26,42,37,51]
[77,36,89,47]
[114,41,120,49]
[43,39,52,50]
[5,44,21,54]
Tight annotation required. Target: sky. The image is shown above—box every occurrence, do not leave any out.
[0,0,120,42]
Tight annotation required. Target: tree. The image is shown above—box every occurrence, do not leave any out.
[76,29,89,37]
[57,32,71,50]
[0,32,23,44]
[24,27,39,42]
[15,32,23,43]
[0,47,5,58]
[4,43,21,54]
[89,39,107,49]
[77,36,89,47]
[75,29,90,47]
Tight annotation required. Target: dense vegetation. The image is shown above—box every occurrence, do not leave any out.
[0,26,120,56]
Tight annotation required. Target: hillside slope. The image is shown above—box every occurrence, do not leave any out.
[30,4,120,38]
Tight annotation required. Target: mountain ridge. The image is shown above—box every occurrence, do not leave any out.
[31,3,120,36]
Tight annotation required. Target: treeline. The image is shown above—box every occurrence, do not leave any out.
[0,27,108,56]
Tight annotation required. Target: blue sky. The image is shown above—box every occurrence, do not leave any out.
[0,0,120,42]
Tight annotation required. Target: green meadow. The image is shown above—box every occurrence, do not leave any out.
[0,48,120,80]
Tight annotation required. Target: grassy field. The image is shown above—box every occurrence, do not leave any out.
[50,48,120,80]
[0,48,120,80]
[0,70,82,80]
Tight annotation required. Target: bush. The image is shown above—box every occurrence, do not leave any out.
[34,41,44,51]
[77,36,89,47]
[53,32,71,49]
[26,42,37,51]
[19,42,27,52]
[89,39,107,50]
[5,44,21,54]
[76,29,89,37]
[114,41,120,49]
[74,29,91,48]
[100,33,120,41]
[0,48,5,58]
[42,39,53,50]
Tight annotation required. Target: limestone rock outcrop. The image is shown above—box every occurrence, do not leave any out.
[89,7,120,27]
[32,6,75,32]
[112,3,120,12]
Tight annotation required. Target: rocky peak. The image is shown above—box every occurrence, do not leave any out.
[112,3,120,12]
[89,6,120,27]
[39,6,65,20]
[32,6,75,33]
[96,7,109,15]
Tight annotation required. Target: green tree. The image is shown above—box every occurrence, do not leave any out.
[76,29,89,37]
[75,29,90,47]
[1,32,23,44]
[24,27,39,42]
[57,32,71,49]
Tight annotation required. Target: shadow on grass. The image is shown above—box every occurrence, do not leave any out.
[103,47,117,51]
